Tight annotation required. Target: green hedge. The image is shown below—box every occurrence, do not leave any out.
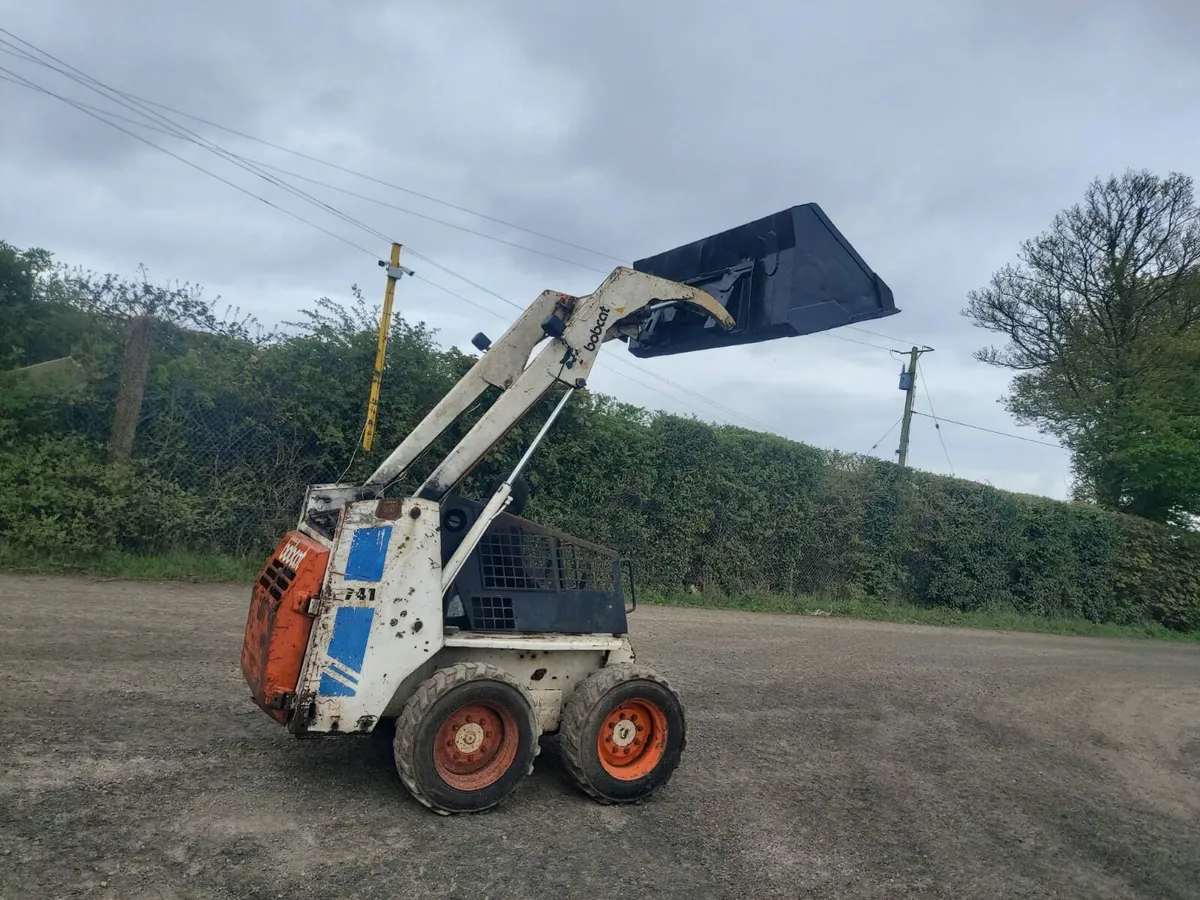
[3,269,1199,632]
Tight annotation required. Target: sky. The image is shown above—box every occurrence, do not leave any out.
[2,0,1198,500]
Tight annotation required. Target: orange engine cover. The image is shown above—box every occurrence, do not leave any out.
[241,531,330,723]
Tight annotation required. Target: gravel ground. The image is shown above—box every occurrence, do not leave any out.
[1,573,1198,900]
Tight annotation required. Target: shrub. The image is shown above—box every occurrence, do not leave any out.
[2,246,1197,631]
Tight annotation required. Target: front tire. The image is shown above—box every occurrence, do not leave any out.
[393,662,539,815]
[559,664,686,804]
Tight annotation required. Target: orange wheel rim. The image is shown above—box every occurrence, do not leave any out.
[596,697,668,781]
[433,700,519,791]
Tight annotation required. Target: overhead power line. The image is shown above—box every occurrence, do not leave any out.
[869,417,904,455]
[3,34,779,434]
[0,38,398,250]
[0,64,381,260]
[0,37,932,349]
[0,35,628,266]
[252,161,611,275]
[0,31,825,435]
[408,274,500,318]
[843,323,928,349]
[405,249,525,313]
[2,57,768,431]
[911,412,1064,449]
[1,45,1054,456]
[818,332,908,354]
[11,28,1077,479]
[0,67,607,275]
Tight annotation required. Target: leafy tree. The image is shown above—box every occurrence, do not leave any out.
[963,169,1200,523]
[0,242,91,370]
[1068,326,1200,523]
[0,241,40,369]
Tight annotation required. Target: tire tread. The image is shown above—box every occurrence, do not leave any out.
[558,663,685,805]
[393,661,540,815]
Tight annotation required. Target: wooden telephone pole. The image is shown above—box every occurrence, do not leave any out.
[896,345,921,468]
[363,243,414,453]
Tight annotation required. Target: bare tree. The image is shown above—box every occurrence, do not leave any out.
[61,264,254,465]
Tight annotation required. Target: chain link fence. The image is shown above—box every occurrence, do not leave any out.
[7,368,899,596]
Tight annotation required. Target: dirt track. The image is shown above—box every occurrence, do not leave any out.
[1,574,1198,899]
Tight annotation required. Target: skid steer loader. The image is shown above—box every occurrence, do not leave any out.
[240,204,897,814]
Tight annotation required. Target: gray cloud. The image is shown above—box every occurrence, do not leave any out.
[2,0,1194,499]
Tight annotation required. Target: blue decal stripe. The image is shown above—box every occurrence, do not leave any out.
[327,606,374,674]
[345,525,392,582]
[322,666,358,688]
[319,673,357,697]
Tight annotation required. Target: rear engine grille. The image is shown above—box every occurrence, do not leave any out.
[258,558,295,601]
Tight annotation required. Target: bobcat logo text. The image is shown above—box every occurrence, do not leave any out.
[279,539,309,571]
[583,306,611,352]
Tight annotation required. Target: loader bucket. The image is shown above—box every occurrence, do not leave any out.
[626,203,898,357]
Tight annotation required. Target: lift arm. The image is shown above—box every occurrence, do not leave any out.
[362,267,733,497]
[410,267,733,501]
[364,290,563,491]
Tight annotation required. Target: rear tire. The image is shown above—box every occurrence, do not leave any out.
[393,662,539,815]
[559,664,686,804]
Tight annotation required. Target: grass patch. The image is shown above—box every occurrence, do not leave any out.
[0,545,261,582]
[2,547,1196,641]
[639,588,1200,643]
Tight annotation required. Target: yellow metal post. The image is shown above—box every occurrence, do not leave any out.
[363,243,403,452]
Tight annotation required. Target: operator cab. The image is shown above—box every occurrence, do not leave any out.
[439,488,631,637]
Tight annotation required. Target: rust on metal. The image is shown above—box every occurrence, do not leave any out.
[240,531,330,724]
[375,497,403,520]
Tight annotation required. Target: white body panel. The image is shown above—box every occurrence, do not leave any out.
[291,496,636,737]
[291,497,445,734]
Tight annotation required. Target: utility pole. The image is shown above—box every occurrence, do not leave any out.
[363,243,414,453]
[896,345,920,468]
